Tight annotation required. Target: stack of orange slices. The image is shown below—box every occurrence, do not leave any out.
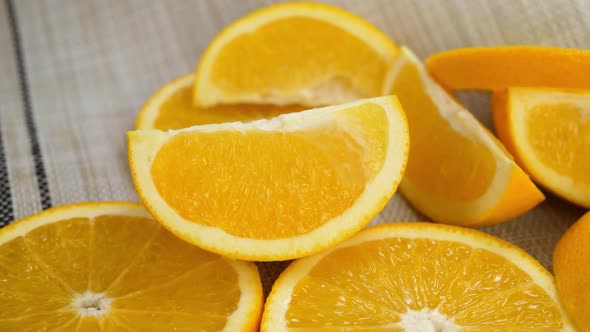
[387,47,543,226]
[428,46,590,208]
[428,47,590,330]
[1,2,584,331]
[131,2,411,261]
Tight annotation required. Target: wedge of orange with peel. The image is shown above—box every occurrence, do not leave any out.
[262,222,574,331]
[554,211,590,331]
[128,96,409,261]
[135,74,304,130]
[493,87,590,208]
[193,2,399,107]
[426,46,590,91]
[388,47,543,226]
[0,202,263,331]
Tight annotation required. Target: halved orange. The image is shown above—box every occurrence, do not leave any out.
[554,211,590,331]
[493,87,590,208]
[388,47,543,226]
[194,2,398,107]
[135,74,304,130]
[426,46,590,91]
[128,96,409,261]
[0,202,263,331]
[262,222,574,331]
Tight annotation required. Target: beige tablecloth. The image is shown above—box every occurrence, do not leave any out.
[1,0,589,293]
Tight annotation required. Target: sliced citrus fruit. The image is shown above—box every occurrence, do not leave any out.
[0,202,263,331]
[426,46,590,91]
[135,74,304,130]
[554,211,590,331]
[193,2,399,107]
[262,222,575,331]
[493,87,590,208]
[128,96,409,261]
[388,47,544,226]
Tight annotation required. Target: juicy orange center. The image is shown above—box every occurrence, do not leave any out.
[526,102,590,186]
[150,106,388,239]
[286,238,562,329]
[391,61,496,201]
[211,17,389,99]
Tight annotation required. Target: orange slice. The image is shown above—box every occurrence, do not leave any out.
[193,2,398,107]
[493,87,590,208]
[554,211,590,331]
[135,74,304,130]
[426,46,590,91]
[388,47,543,226]
[128,96,409,261]
[0,202,263,331]
[262,222,574,331]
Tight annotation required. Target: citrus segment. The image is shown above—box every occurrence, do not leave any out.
[135,74,304,130]
[194,2,398,107]
[389,47,543,226]
[0,312,78,332]
[128,96,409,260]
[0,202,263,331]
[426,46,590,91]
[554,211,590,331]
[493,87,590,208]
[88,214,159,292]
[262,223,574,331]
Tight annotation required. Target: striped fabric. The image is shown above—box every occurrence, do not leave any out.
[1,0,589,292]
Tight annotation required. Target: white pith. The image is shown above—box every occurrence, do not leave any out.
[72,291,112,318]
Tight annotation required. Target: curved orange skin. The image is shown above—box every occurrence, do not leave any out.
[491,90,518,159]
[554,211,590,332]
[427,46,590,91]
[480,166,545,226]
[487,90,546,225]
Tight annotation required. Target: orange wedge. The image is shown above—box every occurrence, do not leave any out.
[493,87,590,208]
[128,96,409,261]
[388,47,544,226]
[194,2,398,107]
[0,202,263,331]
[135,74,304,130]
[262,222,574,331]
[554,211,590,331]
[426,46,590,91]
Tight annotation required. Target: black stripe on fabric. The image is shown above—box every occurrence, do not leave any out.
[0,121,14,227]
[6,0,52,211]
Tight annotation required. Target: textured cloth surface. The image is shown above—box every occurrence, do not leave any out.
[1,0,589,294]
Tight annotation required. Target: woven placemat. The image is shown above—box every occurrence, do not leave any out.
[1,0,588,295]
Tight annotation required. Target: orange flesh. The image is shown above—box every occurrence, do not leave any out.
[391,62,496,201]
[286,238,562,329]
[0,215,240,330]
[526,102,590,186]
[210,17,389,99]
[151,105,388,239]
[153,81,303,130]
